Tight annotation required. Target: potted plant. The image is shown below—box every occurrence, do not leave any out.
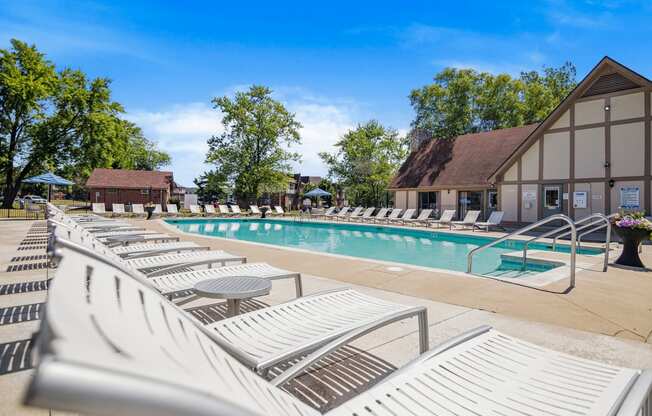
[610,211,652,268]
[144,201,156,220]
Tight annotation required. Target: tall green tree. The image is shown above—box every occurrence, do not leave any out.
[0,39,170,207]
[320,121,408,207]
[206,85,301,204]
[409,62,577,141]
[193,170,228,203]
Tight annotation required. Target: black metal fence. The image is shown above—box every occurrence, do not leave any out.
[0,208,44,220]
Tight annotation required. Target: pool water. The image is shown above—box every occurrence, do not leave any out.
[166,218,601,277]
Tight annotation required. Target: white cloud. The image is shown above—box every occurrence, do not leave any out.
[125,102,221,186]
[125,93,360,186]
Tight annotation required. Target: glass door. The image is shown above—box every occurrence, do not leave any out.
[542,185,563,218]
[458,191,483,219]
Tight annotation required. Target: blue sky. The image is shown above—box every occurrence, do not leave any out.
[2,0,652,185]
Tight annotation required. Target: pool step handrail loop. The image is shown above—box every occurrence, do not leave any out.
[467,214,577,289]
[554,213,615,272]
[521,213,611,273]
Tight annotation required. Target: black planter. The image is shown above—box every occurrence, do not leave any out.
[145,206,155,220]
[611,225,650,268]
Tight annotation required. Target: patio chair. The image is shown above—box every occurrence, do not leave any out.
[428,209,456,228]
[189,204,203,216]
[91,202,106,215]
[166,204,178,216]
[451,210,481,230]
[111,203,127,217]
[205,205,218,216]
[213,205,227,216]
[350,207,375,222]
[332,206,350,220]
[131,204,146,217]
[315,206,337,219]
[230,205,244,216]
[365,207,388,223]
[273,205,285,216]
[27,239,652,416]
[51,219,246,273]
[379,208,402,223]
[338,206,362,221]
[473,211,505,232]
[249,205,262,216]
[402,208,432,226]
[153,204,165,216]
[388,208,415,224]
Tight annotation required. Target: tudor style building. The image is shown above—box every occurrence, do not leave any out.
[390,57,652,223]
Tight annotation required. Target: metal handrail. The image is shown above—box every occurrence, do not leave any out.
[467,214,577,289]
[521,213,604,265]
[552,213,616,250]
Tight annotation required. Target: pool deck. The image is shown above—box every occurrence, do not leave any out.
[2,218,652,414]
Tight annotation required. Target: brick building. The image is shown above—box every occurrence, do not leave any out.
[86,168,174,210]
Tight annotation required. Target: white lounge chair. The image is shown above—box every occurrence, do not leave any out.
[249,205,262,216]
[205,205,218,216]
[189,204,203,216]
[217,205,232,216]
[339,206,362,221]
[166,204,178,216]
[91,203,106,215]
[402,208,432,226]
[28,239,652,416]
[131,204,146,217]
[230,205,243,216]
[111,203,127,217]
[429,209,456,228]
[273,205,285,216]
[380,208,402,223]
[153,204,164,216]
[388,208,415,224]
[332,206,350,220]
[365,207,388,222]
[451,210,481,230]
[112,241,208,258]
[350,207,375,222]
[316,206,337,219]
[474,211,505,232]
[52,218,246,274]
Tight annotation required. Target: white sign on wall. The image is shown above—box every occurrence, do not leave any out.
[522,191,536,201]
[573,191,588,209]
[620,187,640,210]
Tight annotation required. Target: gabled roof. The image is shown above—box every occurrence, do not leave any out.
[490,56,652,181]
[86,169,173,189]
[390,124,538,189]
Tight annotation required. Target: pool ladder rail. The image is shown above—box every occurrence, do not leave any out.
[467,213,615,290]
[468,214,577,290]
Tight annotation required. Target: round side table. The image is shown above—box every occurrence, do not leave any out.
[193,276,271,317]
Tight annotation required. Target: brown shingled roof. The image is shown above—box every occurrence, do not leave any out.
[86,168,173,189]
[390,124,539,189]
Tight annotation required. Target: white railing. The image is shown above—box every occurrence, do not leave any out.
[467,214,577,289]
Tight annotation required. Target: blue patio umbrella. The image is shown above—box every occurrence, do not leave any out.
[23,172,75,201]
[304,187,331,198]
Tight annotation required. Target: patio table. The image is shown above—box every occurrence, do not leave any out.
[193,276,271,317]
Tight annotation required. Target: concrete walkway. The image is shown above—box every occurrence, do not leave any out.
[2,218,652,414]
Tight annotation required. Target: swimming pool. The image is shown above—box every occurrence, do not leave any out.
[165,218,601,277]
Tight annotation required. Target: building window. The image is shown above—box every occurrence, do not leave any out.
[544,187,560,209]
[140,189,150,196]
[418,191,438,211]
[107,188,118,193]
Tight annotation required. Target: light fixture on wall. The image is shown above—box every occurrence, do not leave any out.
[604,104,610,111]
[604,161,610,168]
[608,179,615,188]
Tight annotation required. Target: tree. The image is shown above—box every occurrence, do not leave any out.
[409,62,577,141]
[194,170,228,203]
[320,121,408,207]
[206,85,301,204]
[0,39,170,207]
